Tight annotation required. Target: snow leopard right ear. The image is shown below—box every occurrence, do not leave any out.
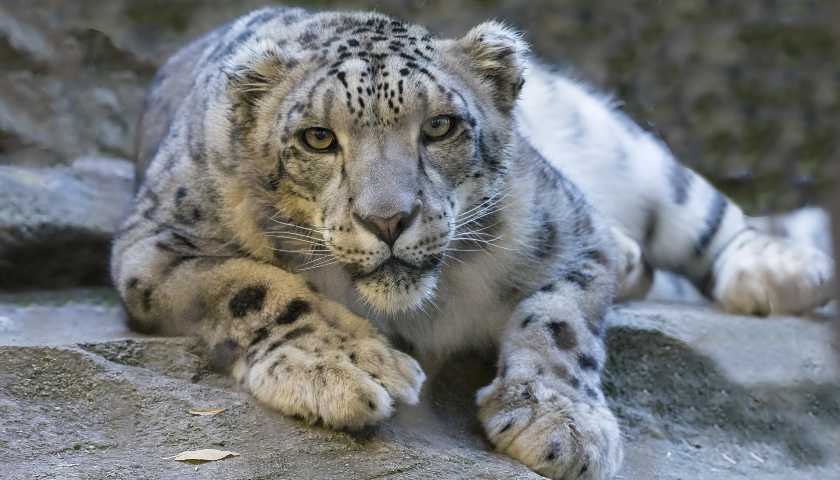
[225,40,295,108]
[456,21,529,113]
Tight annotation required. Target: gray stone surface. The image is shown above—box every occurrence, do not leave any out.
[1,293,838,479]
[0,157,134,289]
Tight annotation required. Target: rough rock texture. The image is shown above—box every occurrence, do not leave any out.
[833,161,840,357]
[0,157,134,289]
[1,0,837,212]
[1,293,838,479]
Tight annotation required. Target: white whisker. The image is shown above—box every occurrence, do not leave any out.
[455,191,511,222]
[296,259,339,272]
[456,190,509,220]
[268,217,328,234]
[455,203,509,229]
[270,247,331,255]
[439,252,465,265]
[264,235,327,248]
[264,229,325,242]
[300,250,333,261]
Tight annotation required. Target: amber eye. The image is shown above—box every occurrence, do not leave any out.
[421,115,455,141]
[302,128,337,152]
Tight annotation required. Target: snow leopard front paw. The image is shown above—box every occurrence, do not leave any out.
[236,304,425,430]
[477,377,622,480]
[611,227,653,302]
[712,230,835,315]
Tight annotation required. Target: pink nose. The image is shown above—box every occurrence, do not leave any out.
[354,206,420,247]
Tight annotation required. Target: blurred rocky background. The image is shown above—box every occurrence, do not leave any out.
[1,0,838,288]
[1,3,838,478]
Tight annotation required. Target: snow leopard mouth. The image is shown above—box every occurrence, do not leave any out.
[347,255,442,281]
[349,254,444,314]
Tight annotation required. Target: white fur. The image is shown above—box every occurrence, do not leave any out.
[517,63,835,315]
[118,10,836,479]
[711,229,834,315]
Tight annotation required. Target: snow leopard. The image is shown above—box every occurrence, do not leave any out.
[111,7,836,479]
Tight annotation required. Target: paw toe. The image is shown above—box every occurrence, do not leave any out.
[350,340,426,405]
[479,380,622,480]
[714,235,835,315]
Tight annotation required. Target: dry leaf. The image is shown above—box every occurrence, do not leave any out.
[188,407,226,416]
[173,449,240,464]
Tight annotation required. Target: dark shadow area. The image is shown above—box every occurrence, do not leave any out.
[0,233,112,290]
[605,326,839,466]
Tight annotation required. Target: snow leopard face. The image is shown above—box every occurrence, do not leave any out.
[226,12,527,313]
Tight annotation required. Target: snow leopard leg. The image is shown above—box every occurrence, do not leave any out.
[111,219,424,430]
[520,69,834,314]
[610,226,653,302]
[478,213,622,479]
[579,117,835,314]
[634,152,835,315]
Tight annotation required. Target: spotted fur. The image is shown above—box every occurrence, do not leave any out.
[112,7,835,479]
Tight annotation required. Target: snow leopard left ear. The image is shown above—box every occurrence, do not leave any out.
[456,21,529,113]
[225,40,293,108]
